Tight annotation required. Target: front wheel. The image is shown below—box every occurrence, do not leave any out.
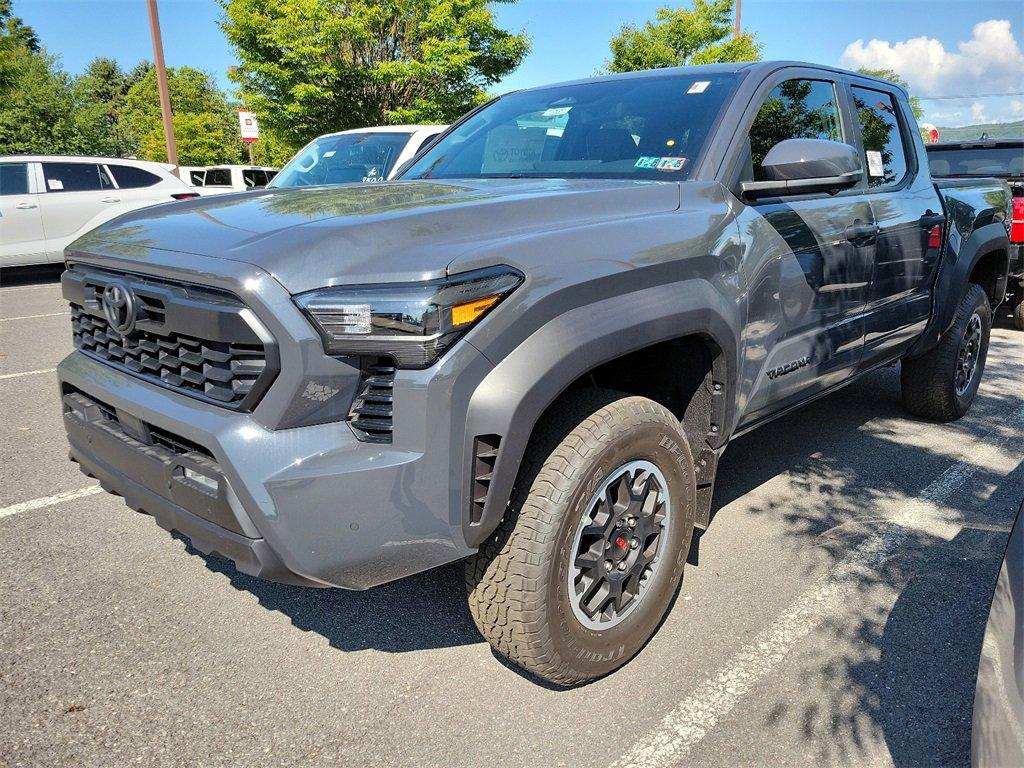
[466,390,696,686]
[901,283,991,421]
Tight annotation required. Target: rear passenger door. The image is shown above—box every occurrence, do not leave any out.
[849,84,945,363]
[734,74,876,428]
[105,163,169,209]
[38,162,118,259]
[0,162,46,265]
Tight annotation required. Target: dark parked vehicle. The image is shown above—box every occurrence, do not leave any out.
[971,501,1024,767]
[57,61,1012,685]
[928,139,1024,328]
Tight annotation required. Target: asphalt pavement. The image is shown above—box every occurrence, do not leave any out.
[1,266,1022,768]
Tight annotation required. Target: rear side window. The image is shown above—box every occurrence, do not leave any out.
[0,163,29,195]
[108,164,162,189]
[852,86,909,188]
[41,162,114,193]
[242,169,269,187]
[749,79,843,178]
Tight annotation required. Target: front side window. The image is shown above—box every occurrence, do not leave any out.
[108,164,161,189]
[0,163,29,195]
[852,86,908,187]
[41,162,113,193]
[749,79,843,179]
[401,73,740,181]
[271,132,414,187]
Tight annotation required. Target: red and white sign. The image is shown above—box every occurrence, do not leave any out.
[238,110,260,143]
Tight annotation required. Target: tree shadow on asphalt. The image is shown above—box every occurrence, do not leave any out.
[717,345,1023,766]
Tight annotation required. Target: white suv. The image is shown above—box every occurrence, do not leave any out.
[0,156,199,267]
[193,165,279,194]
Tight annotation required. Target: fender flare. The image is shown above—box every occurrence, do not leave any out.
[460,279,739,547]
[909,222,1009,358]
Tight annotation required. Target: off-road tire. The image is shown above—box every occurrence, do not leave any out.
[1012,289,1024,331]
[901,283,991,421]
[465,389,696,686]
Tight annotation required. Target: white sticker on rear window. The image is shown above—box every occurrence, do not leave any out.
[866,150,884,177]
[688,81,710,94]
[47,178,64,190]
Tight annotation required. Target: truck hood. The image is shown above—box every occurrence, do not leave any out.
[72,178,680,293]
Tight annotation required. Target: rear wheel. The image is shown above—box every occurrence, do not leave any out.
[466,390,696,686]
[901,283,991,421]
[1012,284,1024,330]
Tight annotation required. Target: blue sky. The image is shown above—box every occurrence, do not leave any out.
[17,0,1024,126]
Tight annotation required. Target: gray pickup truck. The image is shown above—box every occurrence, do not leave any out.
[57,61,1012,685]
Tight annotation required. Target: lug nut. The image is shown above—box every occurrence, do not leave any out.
[617,561,627,571]
[604,560,613,572]
[604,541,611,550]
[627,516,637,528]
[630,538,639,550]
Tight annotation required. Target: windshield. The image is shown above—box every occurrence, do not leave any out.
[928,146,1024,178]
[271,132,413,188]
[401,73,739,181]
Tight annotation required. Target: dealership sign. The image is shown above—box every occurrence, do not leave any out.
[238,110,260,143]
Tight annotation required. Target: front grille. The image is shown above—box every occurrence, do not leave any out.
[64,267,278,411]
[348,361,395,443]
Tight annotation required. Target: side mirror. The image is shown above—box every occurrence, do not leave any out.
[741,138,863,198]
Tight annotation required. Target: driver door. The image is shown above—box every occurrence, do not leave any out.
[735,76,875,429]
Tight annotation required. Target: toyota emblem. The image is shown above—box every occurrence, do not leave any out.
[102,283,137,336]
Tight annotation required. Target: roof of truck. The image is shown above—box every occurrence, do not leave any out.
[516,60,908,96]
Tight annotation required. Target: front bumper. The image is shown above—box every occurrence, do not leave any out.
[57,249,494,590]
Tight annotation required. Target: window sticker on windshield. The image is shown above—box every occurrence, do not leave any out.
[866,150,884,177]
[47,178,64,190]
[688,81,710,94]
[635,156,687,171]
[322,150,336,158]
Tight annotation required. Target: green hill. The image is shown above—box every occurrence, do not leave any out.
[934,120,1024,141]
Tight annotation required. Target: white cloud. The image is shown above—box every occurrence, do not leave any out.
[1010,99,1024,117]
[840,19,1024,98]
[970,102,988,122]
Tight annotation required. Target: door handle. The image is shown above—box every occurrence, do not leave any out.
[101,196,121,203]
[14,202,38,210]
[845,223,878,243]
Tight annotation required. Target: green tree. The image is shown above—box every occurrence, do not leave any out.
[121,65,244,165]
[72,57,136,156]
[0,0,39,94]
[0,45,101,154]
[607,0,760,73]
[219,0,530,147]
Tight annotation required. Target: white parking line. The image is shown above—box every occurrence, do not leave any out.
[0,485,102,521]
[0,368,57,380]
[0,312,69,321]
[612,408,1024,768]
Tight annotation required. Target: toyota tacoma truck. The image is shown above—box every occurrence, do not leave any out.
[57,62,1012,686]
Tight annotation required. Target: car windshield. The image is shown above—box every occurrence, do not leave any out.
[928,146,1024,178]
[401,73,740,181]
[270,132,413,188]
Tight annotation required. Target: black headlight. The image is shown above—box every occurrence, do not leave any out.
[294,266,524,368]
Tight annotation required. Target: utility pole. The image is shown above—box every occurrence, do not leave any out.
[146,0,178,167]
[734,0,742,39]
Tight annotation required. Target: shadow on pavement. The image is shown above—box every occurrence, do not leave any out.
[0,264,64,287]
[725,352,1023,765]
[182,537,484,653]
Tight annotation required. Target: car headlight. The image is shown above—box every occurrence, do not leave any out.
[294,266,524,368]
